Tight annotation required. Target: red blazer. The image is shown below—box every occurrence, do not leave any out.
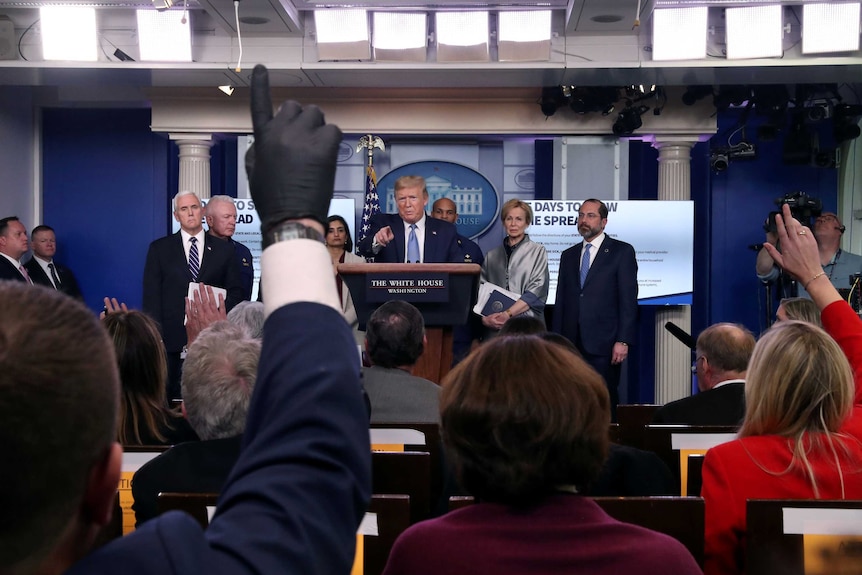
[701,301,862,575]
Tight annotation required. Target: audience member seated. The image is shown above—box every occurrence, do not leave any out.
[775,296,822,326]
[652,323,755,426]
[0,66,371,575]
[497,314,547,337]
[363,300,440,424]
[102,310,198,446]
[702,204,862,575]
[227,300,265,339]
[382,334,701,575]
[132,321,260,525]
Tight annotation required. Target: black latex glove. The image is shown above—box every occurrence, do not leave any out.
[246,64,342,232]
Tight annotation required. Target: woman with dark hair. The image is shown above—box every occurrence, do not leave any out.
[479,199,549,336]
[702,205,862,575]
[326,214,366,343]
[382,335,700,575]
[102,310,197,446]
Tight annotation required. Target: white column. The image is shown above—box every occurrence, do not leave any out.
[651,138,696,404]
[170,134,214,200]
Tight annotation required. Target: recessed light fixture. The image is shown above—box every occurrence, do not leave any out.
[591,14,624,24]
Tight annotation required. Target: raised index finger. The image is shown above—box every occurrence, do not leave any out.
[250,64,274,141]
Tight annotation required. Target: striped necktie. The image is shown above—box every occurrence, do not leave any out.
[189,237,200,282]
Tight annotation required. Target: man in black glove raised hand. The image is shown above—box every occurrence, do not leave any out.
[246,64,342,245]
[7,63,370,575]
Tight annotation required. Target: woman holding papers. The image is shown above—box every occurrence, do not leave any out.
[479,199,549,334]
[701,204,862,575]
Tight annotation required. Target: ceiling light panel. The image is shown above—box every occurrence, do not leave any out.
[137,9,192,62]
[41,6,97,62]
[651,7,708,61]
[802,2,861,55]
[373,12,426,61]
[498,10,552,62]
[725,5,783,59]
[436,11,489,62]
[314,9,371,60]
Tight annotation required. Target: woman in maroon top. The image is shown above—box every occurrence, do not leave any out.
[383,333,701,575]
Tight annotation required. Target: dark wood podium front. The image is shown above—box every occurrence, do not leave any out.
[338,263,481,384]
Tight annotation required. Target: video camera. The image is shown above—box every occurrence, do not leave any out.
[763,191,823,233]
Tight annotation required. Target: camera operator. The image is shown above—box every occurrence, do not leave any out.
[757,211,862,297]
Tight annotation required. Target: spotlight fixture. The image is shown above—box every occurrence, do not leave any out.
[782,115,814,165]
[710,141,756,172]
[833,104,862,143]
[218,85,234,96]
[682,85,712,106]
[539,86,570,117]
[569,87,618,115]
[612,104,649,136]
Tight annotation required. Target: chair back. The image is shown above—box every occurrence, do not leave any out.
[371,451,431,523]
[642,425,736,495]
[157,492,219,528]
[616,404,661,449]
[686,453,705,496]
[371,423,442,516]
[746,499,862,575]
[593,496,705,566]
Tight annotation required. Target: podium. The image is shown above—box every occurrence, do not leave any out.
[338,263,481,384]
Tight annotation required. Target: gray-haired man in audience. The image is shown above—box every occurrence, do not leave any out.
[131,321,261,525]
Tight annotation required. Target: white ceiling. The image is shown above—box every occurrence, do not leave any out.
[0,0,859,96]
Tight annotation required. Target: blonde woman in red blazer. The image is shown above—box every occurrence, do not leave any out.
[702,204,862,575]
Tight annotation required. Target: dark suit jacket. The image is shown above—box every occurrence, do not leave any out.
[651,381,746,426]
[142,232,243,353]
[362,366,441,424]
[24,257,83,299]
[357,213,461,263]
[132,435,242,526]
[588,443,675,497]
[552,236,638,357]
[456,234,484,265]
[67,303,372,575]
[232,239,254,301]
[0,256,26,282]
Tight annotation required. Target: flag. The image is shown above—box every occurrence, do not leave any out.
[357,165,380,252]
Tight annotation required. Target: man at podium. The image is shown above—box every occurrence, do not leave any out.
[358,175,461,264]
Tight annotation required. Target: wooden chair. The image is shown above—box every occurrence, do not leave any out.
[642,425,736,495]
[616,404,661,449]
[371,451,431,524]
[362,495,411,575]
[370,423,443,516]
[593,496,705,566]
[158,492,219,528]
[746,499,862,575]
[446,495,704,566]
[686,453,705,497]
[158,492,410,575]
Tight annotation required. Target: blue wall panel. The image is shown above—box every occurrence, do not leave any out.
[42,108,170,312]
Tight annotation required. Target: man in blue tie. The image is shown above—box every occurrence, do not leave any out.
[143,190,244,399]
[552,198,638,417]
[357,175,461,264]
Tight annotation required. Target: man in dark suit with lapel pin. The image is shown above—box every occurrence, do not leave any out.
[0,216,32,283]
[357,175,461,263]
[143,190,243,399]
[553,198,638,417]
[24,225,83,299]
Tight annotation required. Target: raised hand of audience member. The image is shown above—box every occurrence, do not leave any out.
[185,283,226,345]
[100,296,128,319]
[765,204,841,309]
[246,64,342,234]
